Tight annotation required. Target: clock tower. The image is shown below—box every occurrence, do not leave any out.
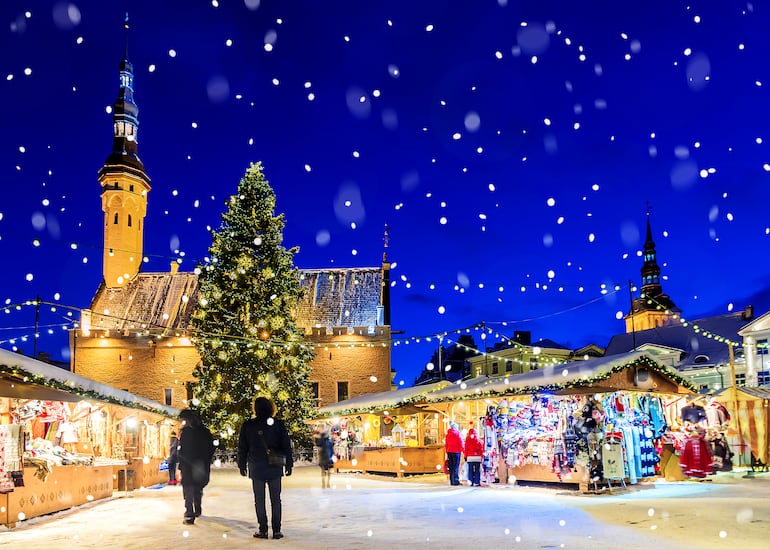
[98,14,151,288]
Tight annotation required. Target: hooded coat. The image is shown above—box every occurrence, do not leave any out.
[464,428,484,459]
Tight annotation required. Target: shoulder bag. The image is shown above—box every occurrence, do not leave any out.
[258,429,286,466]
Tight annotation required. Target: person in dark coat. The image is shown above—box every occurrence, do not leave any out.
[168,430,179,485]
[313,424,335,488]
[238,396,293,540]
[177,409,215,525]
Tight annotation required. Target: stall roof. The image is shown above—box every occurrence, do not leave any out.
[424,351,696,403]
[716,386,770,400]
[315,381,451,418]
[0,348,180,417]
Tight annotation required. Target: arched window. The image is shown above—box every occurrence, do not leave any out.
[693,354,710,364]
[127,214,132,228]
[113,213,119,224]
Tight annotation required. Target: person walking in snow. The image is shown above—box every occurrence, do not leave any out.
[314,424,335,488]
[177,409,215,525]
[445,421,464,486]
[167,430,179,485]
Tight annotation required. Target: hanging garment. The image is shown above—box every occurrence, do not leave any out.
[481,424,498,484]
[681,404,707,425]
[679,435,714,478]
[705,401,730,431]
[636,426,659,478]
[707,432,733,472]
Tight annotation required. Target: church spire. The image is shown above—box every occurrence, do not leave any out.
[640,210,662,297]
[624,208,679,333]
[98,14,151,287]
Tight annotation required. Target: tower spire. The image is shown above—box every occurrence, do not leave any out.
[98,15,151,287]
[380,224,391,326]
[123,12,130,60]
[623,207,679,333]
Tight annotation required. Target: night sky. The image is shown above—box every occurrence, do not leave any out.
[2,1,770,387]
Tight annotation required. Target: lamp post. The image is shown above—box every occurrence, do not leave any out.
[437,335,443,381]
[714,365,725,390]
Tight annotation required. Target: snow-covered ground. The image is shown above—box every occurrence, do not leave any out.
[0,464,767,549]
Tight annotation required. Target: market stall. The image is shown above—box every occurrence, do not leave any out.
[424,351,696,492]
[313,381,450,476]
[0,349,179,527]
[721,386,770,471]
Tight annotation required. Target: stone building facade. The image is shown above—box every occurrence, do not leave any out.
[71,30,393,411]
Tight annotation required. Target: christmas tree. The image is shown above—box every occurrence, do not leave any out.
[191,162,316,450]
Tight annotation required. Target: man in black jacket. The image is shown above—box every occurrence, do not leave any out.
[238,396,293,540]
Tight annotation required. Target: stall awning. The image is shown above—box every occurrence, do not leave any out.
[720,386,770,464]
[0,348,179,417]
[315,381,451,418]
[424,351,696,403]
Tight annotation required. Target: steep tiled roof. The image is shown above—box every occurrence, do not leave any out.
[295,268,383,329]
[88,272,200,333]
[604,312,750,368]
[87,266,383,333]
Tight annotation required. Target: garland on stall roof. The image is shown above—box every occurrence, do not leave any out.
[317,386,446,418]
[425,355,697,404]
[0,365,175,417]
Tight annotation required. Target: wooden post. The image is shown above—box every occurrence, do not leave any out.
[729,343,745,466]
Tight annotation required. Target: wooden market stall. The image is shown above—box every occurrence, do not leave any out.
[423,351,696,492]
[722,386,770,471]
[313,381,450,476]
[0,348,179,527]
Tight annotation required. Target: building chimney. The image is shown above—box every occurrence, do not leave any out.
[170,262,179,275]
[743,305,754,320]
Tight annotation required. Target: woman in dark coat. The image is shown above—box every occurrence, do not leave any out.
[238,396,293,540]
[177,409,215,525]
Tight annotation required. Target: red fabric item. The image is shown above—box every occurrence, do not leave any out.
[679,435,714,478]
[464,429,484,458]
[445,426,464,453]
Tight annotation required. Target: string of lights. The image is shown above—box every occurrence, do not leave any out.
[4,285,749,370]
[641,294,743,348]
[1,286,625,357]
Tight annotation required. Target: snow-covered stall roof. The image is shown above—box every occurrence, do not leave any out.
[425,351,696,403]
[316,381,451,418]
[0,348,180,417]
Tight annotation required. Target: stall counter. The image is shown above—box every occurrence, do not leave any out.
[335,445,445,477]
[0,465,113,528]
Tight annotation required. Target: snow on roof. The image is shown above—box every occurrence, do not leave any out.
[316,381,451,417]
[0,348,180,417]
[425,351,695,403]
[604,313,749,368]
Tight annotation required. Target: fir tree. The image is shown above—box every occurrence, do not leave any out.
[191,162,316,450]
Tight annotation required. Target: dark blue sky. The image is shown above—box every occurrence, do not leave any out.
[2,1,770,386]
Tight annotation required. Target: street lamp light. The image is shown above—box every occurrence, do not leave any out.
[714,365,724,390]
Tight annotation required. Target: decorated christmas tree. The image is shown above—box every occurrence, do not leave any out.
[191,162,316,450]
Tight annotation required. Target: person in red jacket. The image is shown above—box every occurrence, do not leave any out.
[464,427,484,487]
[445,421,464,486]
